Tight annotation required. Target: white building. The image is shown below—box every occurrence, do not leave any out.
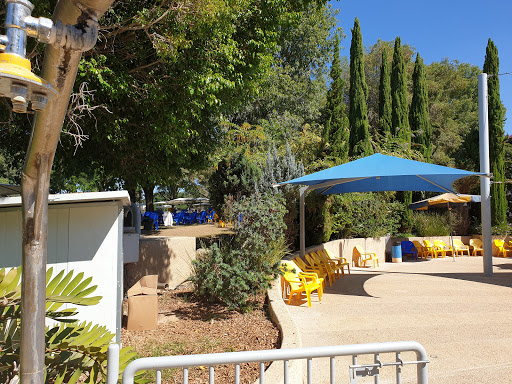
[0,191,132,342]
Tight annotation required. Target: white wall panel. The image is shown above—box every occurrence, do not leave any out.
[0,195,126,341]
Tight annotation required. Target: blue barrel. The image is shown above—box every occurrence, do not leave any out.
[392,242,402,263]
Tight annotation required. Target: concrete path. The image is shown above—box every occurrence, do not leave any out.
[285,257,512,383]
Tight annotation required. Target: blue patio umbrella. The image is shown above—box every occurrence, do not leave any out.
[277,153,488,258]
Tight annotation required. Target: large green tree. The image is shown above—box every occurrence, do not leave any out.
[231,2,336,142]
[410,53,432,161]
[323,33,349,163]
[390,37,412,228]
[378,48,392,138]
[348,17,372,156]
[427,60,480,169]
[362,40,415,139]
[45,0,325,204]
[391,37,410,144]
[483,38,507,226]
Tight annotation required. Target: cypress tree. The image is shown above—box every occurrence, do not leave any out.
[410,53,432,162]
[324,34,349,163]
[391,37,410,144]
[348,18,372,156]
[378,48,392,137]
[391,37,412,229]
[483,39,507,226]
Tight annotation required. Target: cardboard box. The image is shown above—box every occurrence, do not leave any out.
[126,275,159,331]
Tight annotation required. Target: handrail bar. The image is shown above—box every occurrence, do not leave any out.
[118,341,428,384]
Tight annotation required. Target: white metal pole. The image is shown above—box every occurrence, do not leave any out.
[300,187,307,259]
[478,73,493,276]
[448,204,455,261]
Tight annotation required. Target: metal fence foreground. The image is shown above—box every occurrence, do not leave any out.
[108,341,428,384]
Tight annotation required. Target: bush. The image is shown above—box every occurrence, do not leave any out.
[208,151,260,216]
[411,211,451,236]
[329,192,404,239]
[191,192,288,310]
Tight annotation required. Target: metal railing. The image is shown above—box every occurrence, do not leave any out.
[108,341,428,384]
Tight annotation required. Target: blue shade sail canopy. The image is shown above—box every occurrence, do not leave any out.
[279,153,485,195]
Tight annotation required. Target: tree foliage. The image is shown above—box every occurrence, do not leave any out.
[47,0,326,202]
[323,34,350,163]
[427,60,480,168]
[348,18,372,156]
[410,54,432,162]
[391,37,410,144]
[483,38,507,226]
[208,151,260,215]
[378,48,392,138]
[257,142,304,248]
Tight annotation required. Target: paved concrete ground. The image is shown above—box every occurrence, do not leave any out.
[285,256,512,383]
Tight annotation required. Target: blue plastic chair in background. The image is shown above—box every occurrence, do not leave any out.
[401,241,418,260]
[143,211,159,230]
[184,211,197,225]
[198,210,207,224]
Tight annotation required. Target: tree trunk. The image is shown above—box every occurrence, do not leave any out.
[144,185,155,212]
[128,188,136,203]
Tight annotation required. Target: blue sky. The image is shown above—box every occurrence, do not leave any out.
[331,0,512,134]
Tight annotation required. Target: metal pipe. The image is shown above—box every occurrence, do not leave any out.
[20,1,114,383]
[106,344,120,384]
[4,0,33,56]
[478,73,493,276]
[300,187,307,258]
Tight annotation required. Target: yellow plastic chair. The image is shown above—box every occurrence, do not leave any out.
[412,240,426,259]
[453,239,470,257]
[422,240,437,258]
[292,257,327,287]
[434,240,454,257]
[469,238,483,256]
[494,239,511,258]
[318,249,350,276]
[280,261,323,307]
[353,245,379,268]
[310,251,342,278]
[305,253,335,286]
[280,260,324,296]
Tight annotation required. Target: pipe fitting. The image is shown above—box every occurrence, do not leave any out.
[0,0,99,54]
[24,15,54,44]
[51,16,99,52]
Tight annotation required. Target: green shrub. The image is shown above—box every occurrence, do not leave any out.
[304,192,331,246]
[208,151,260,216]
[191,192,288,310]
[412,211,451,236]
[329,192,404,239]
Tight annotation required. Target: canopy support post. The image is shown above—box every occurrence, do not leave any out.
[300,186,307,259]
[448,204,455,261]
[478,73,493,276]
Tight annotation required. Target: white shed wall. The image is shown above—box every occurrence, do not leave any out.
[0,201,123,340]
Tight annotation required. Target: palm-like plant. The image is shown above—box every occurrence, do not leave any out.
[0,267,141,383]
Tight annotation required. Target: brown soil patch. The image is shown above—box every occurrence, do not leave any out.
[122,287,280,384]
[142,223,234,238]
